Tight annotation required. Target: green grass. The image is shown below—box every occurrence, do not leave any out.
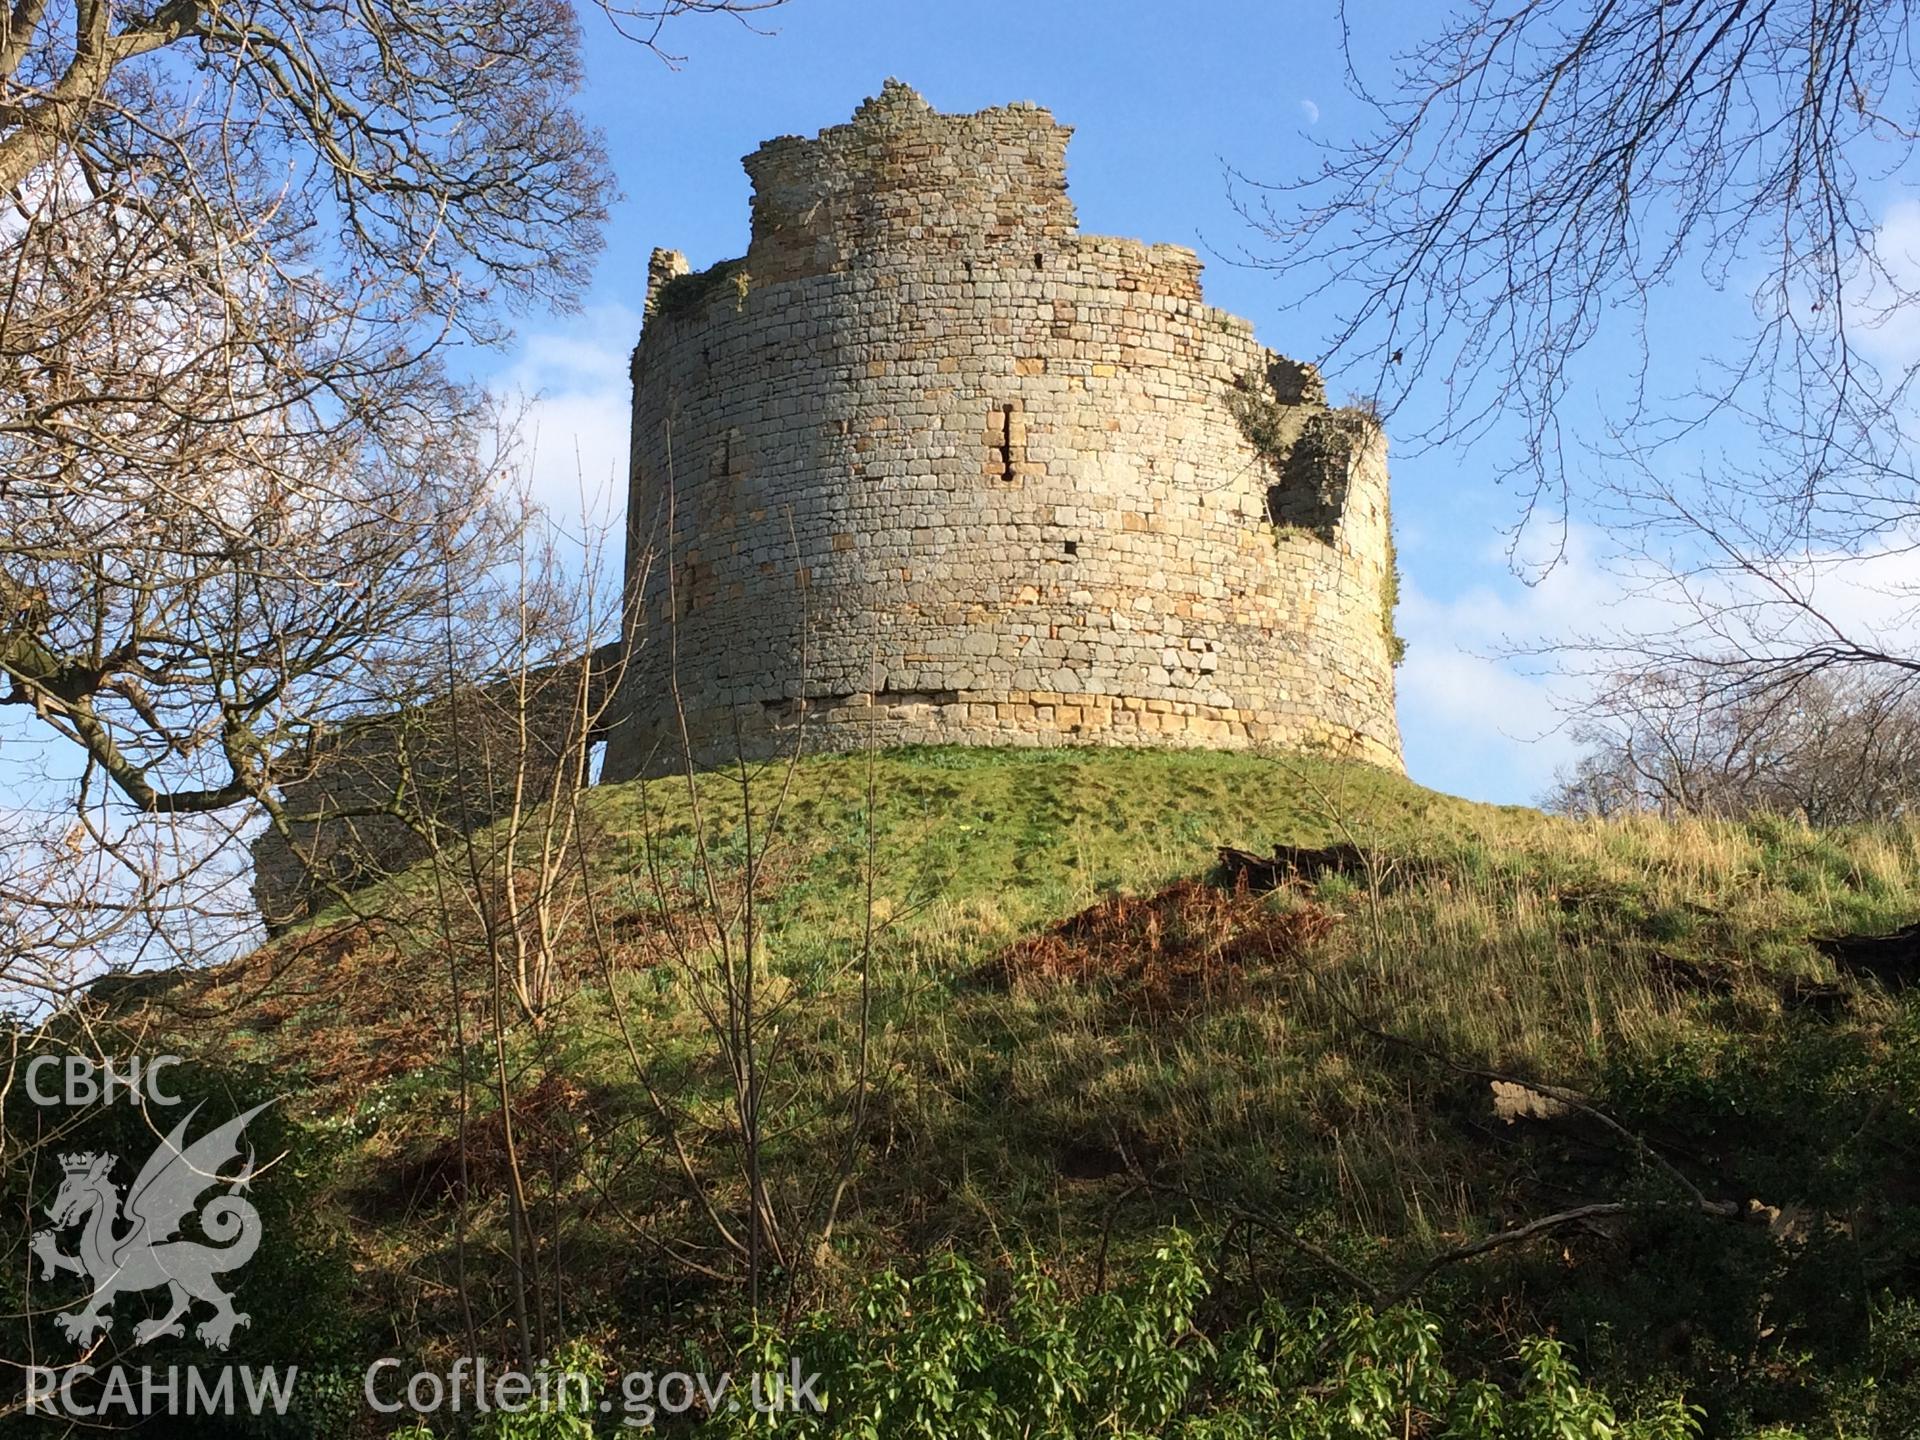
[565,745,1544,989]
[156,746,1920,1434]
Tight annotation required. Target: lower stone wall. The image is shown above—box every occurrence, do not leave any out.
[250,645,617,932]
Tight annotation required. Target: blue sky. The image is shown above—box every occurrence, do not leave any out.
[488,0,1887,806]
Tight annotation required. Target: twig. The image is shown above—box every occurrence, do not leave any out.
[1122,1162,1384,1304]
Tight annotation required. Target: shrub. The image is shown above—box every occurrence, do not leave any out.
[706,1231,1701,1438]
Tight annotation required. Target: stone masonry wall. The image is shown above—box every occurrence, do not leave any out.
[601,82,1402,781]
[251,646,616,933]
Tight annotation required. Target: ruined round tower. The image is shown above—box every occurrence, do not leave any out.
[601,81,1403,781]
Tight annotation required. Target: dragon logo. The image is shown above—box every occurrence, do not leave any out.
[30,1102,269,1351]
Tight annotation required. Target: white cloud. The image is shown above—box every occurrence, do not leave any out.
[1395,521,1920,805]
[488,302,638,546]
[1395,534,1610,804]
[1846,199,1920,366]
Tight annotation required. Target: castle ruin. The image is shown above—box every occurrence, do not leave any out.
[252,82,1405,927]
[602,81,1403,780]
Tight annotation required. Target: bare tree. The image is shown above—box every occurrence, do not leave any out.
[599,637,886,1319]
[393,498,627,1370]
[1253,1,1919,506]
[1547,663,1920,822]
[1249,0,1920,708]
[0,0,787,1001]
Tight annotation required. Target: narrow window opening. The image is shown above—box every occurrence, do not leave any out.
[998,403,1017,483]
[1063,539,1078,556]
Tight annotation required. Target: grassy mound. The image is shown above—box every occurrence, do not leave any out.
[101,748,1920,1434]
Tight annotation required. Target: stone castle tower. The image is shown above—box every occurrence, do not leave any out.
[601,81,1403,781]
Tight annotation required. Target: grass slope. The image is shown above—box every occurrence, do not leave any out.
[159,747,1920,1434]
